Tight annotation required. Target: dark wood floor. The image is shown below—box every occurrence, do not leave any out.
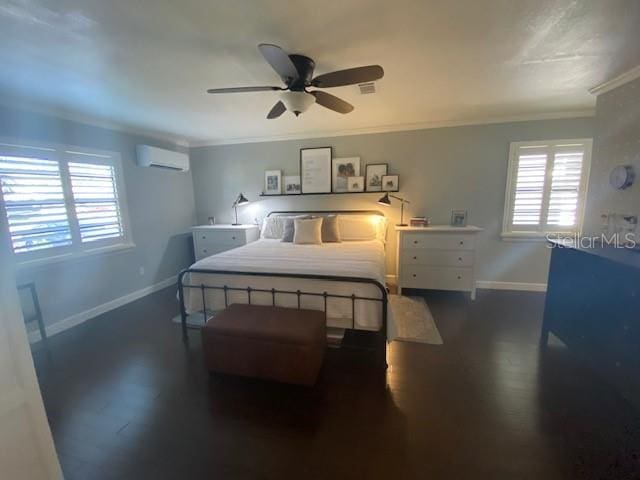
[32,287,640,479]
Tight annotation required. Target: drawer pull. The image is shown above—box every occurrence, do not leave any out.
[458,257,463,261]
[412,274,417,278]
[413,240,418,244]
[203,249,207,253]
[232,236,236,240]
[202,236,206,239]
[459,241,464,245]
[457,276,461,280]
[413,256,417,260]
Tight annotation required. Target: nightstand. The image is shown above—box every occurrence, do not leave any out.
[191,224,259,261]
[395,225,483,299]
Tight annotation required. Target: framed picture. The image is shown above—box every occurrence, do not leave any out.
[347,176,364,192]
[382,174,399,192]
[284,175,301,194]
[264,170,282,195]
[365,163,388,191]
[450,209,468,227]
[300,147,332,194]
[332,157,361,192]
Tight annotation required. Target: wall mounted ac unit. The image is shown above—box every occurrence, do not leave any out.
[136,145,189,172]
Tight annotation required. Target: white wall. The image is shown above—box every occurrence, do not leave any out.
[0,106,197,330]
[191,117,594,285]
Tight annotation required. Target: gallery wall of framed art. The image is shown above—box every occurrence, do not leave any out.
[260,146,400,197]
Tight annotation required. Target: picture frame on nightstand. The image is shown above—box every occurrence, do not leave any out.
[450,210,468,227]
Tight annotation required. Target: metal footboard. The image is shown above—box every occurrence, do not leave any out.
[177,268,388,367]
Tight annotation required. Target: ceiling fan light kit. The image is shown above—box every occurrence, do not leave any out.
[206,43,384,119]
[281,91,315,116]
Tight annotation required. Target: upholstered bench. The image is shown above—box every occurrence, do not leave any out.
[201,304,326,386]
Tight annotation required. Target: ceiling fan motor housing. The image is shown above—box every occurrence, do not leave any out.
[288,54,315,90]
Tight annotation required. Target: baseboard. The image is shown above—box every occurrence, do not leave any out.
[475,281,547,292]
[28,276,178,343]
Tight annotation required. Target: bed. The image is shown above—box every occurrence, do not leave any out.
[178,210,393,366]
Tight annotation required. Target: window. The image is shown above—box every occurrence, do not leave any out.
[0,141,132,264]
[502,139,592,239]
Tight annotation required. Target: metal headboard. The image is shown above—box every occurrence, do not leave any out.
[267,209,386,217]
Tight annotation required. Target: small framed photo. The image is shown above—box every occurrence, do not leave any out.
[283,175,301,194]
[382,174,399,192]
[332,157,361,192]
[450,209,468,227]
[347,176,364,192]
[365,163,388,192]
[264,170,282,195]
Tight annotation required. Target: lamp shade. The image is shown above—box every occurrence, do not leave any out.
[236,192,249,206]
[281,91,315,116]
[377,193,391,206]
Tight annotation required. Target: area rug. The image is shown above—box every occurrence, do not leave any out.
[389,295,443,345]
[171,312,212,327]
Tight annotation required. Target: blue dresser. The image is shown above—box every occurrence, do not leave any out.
[542,242,640,408]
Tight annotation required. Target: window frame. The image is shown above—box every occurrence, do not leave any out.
[0,139,134,268]
[501,138,592,241]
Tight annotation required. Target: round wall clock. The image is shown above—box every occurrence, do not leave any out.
[609,165,635,190]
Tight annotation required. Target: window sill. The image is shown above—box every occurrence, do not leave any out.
[16,242,136,271]
[501,232,577,242]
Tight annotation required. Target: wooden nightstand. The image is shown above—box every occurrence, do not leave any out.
[191,224,259,261]
[395,225,483,299]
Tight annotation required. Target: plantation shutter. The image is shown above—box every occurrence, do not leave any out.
[545,146,585,227]
[69,161,124,243]
[510,147,548,226]
[504,140,591,236]
[0,154,72,253]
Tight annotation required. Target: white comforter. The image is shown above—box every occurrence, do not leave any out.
[183,239,395,338]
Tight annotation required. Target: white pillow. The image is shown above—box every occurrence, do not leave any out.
[339,215,388,242]
[260,216,286,239]
[293,217,323,244]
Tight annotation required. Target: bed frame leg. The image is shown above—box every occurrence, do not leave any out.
[177,271,189,344]
[377,331,388,369]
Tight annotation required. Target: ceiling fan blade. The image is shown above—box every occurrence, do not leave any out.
[310,91,354,114]
[311,65,384,88]
[267,101,286,119]
[207,86,283,94]
[258,44,300,84]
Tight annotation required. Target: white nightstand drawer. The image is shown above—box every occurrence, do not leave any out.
[196,244,230,259]
[401,266,473,291]
[402,233,475,251]
[191,225,260,261]
[196,230,245,246]
[402,250,474,267]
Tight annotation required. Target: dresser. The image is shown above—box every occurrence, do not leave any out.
[542,242,640,409]
[191,225,260,261]
[395,226,483,299]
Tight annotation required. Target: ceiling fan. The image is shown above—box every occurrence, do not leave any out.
[206,44,384,118]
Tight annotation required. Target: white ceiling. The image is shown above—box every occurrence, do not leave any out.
[0,0,639,145]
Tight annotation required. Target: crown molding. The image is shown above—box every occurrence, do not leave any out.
[589,65,640,96]
[189,109,595,148]
[0,97,594,150]
[0,99,192,148]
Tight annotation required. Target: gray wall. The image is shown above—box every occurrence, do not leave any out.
[583,77,640,236]
[0,106,196,328]
[191,117,594,285]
